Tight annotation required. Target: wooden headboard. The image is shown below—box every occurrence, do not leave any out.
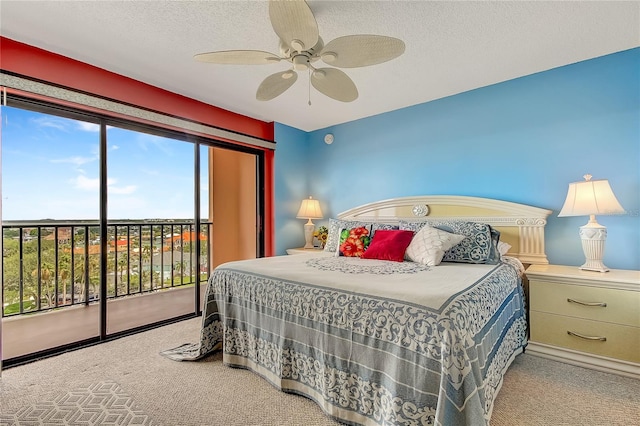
[337,195,552,265]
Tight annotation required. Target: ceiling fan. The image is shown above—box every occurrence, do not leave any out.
[194,0,405,103]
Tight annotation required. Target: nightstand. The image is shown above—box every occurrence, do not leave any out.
[526,264,640,379]
[286,247,324,255]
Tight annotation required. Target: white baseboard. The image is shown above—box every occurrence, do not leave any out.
[526,342,640,380]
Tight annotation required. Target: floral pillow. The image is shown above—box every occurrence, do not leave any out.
[324,218,397,253]
[399,220,501,264]
[336,225,372,257]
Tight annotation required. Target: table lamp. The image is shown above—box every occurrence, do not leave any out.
[296,196,323,249]
[558,174,625,272]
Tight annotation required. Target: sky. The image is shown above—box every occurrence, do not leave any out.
[1,106,209,221]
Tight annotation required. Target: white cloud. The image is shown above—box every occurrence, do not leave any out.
[32,116,68,131]
[109,184,137,195]
[137,134,173,155]
[72,175,137,195]
[77,122,100,132]
[73,175,100,190]
[51,156,96,166]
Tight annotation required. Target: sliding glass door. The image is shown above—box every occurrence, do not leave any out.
[1,97,264,364]
[1,103,103,360]
[104,124,201,334]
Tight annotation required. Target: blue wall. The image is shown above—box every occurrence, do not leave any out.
[274,123,310,253]
[275,48,640,270]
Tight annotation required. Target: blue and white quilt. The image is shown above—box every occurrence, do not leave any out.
[165,252,527,425]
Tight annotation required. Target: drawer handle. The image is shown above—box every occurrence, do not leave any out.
[567,298,607,308]
[567,330,607,342]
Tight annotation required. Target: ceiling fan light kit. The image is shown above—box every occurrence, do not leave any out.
[194,0,405,103]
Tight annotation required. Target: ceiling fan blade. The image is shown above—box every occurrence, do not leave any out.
[256,70,298,101]
[194,50,281,65]
[320,35,405,68]
[269,0,318,53]
[311,68,358,102]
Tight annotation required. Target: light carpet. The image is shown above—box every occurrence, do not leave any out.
[1,317,638,425]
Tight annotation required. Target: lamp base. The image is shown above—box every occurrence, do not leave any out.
[303,220,315,249]
[578,219,609,273]
[579,263,609,273]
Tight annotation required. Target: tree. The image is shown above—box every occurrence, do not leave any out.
[57,241,72,305]
[3,229,19,239]
[34,262,55,308]
[73,252,100,302]
[73,254,88,301]
[2,239,22,306]
[116,252,128,282]
[152,270,161,290]
[106,251,116,297]
[174,260,185,276]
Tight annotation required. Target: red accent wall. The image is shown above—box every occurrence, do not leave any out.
[0,37,274,140]
[264,150,275,256]
[0,36,275,255]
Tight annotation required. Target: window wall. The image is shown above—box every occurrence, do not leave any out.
[1,96,265,364]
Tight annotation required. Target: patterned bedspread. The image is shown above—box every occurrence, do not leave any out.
[164,253,527,425]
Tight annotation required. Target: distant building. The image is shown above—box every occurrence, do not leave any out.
[164,230,207,250]
[44,228,72,244]
[109,239,130,252]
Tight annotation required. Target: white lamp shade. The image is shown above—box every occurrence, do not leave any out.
[558,179,625,217]
[558,175,625,272]
[296,197,323,219]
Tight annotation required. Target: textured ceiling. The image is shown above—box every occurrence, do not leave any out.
[1,1,638,132]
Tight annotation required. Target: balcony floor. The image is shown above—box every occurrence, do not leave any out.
[2,284,206,362]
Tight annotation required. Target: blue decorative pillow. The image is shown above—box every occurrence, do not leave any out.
[398,221,425,233]
[399,220,501,264]
[324,218,397,253]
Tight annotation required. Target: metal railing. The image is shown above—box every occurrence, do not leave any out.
[2,220,212,317]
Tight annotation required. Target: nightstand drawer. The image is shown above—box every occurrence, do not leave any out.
[529,280,640,327]
[530,311,640,363]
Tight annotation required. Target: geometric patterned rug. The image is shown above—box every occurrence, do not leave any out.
[0,381,155,426]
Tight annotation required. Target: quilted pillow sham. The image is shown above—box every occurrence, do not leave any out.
[324,218,397,253]
[404,225,466,266]
[399,220,501,264]
[361,229,415,262]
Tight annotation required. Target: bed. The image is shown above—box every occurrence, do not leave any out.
[162,195,552,425]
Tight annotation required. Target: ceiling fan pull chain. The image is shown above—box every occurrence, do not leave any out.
[308,68,312,106]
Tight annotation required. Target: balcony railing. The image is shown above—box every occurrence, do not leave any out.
[2,220,212,317]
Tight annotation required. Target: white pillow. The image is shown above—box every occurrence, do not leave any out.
[497,241,512,256]
[405,225,466,266]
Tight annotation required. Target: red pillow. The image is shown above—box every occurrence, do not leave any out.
[361,230,414,262]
